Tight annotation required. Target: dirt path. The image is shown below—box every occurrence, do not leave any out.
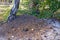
[0,15,60,40]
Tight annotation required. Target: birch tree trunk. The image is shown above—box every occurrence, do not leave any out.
[7,0,20,22]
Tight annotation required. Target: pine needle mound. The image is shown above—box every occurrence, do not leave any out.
[0,15,60,40]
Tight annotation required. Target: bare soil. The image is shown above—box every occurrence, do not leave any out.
[0,15,60,40]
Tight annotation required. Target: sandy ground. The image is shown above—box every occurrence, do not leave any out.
[0,15,60,40]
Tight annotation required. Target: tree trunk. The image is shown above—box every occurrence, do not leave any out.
[7,0,20,22]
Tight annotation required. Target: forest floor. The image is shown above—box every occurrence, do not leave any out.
[0,15,60,40]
